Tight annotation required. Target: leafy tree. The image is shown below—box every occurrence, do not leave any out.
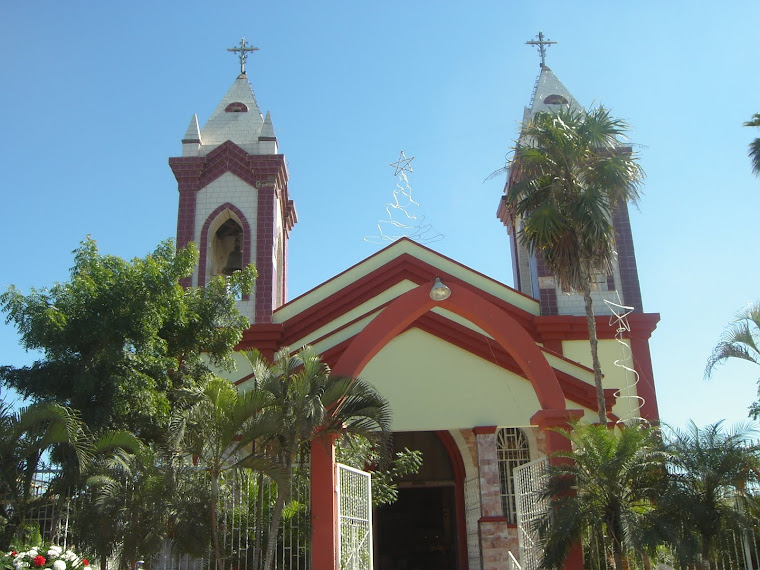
[0,400,90,550]
[538,421,666,570]
[744,113,760,176]
[243,347,391,570]
[80,444,166,570]
[0,237,256,441]
[661,421,760,570]
[336,433,422,506]
[78,437,211,570]
[705,302,760,418]
[169,376,281,570]
[503,107,644,423]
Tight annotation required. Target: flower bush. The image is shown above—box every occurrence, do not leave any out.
[2,546,89,570]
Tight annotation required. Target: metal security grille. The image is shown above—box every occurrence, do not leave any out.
[497,428,531,523]
[336,463,372,570]
[513,457,548,570]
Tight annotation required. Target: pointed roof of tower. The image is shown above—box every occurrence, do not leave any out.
[522,65,583,125]
[197,74,268,152]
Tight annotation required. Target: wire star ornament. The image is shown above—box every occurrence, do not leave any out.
[390,151,415,176]
[364,150,443,245]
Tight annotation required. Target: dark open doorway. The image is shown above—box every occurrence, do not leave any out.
[376,485,457,570]
[374,431,460,570]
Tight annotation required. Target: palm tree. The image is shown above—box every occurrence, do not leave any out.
[503,106,644,423]
[744,114,760,176]
[82,443,169,570]
[0,401,90,549]
[244,346,391,570]
[538,421,667,570]
[169,376,280,570]
[661,421,760,570]
[79,434,211,570]
[705,303,760,417]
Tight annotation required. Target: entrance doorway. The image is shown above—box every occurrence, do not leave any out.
[376,485,457,570]
[374,432,461,570]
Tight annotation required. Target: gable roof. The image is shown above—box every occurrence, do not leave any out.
[239,238,623,415]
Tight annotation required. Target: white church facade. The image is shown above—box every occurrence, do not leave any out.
[168,40,659,570]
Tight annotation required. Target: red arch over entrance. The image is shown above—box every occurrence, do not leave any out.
[333,280,566,410]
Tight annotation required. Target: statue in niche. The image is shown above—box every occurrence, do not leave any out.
[210,218,243,277]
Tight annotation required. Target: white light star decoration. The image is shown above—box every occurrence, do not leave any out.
[604,294,646,425]
[364,151,444,245]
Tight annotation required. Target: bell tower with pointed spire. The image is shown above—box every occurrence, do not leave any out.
[169,39,297,324]
[497,33,643,317]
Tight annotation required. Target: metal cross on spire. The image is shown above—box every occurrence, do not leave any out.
[227,37,259,75]
[526,31,557,68]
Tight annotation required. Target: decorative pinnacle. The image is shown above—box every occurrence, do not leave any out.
[526,31,557,68]
[227,37,259,75]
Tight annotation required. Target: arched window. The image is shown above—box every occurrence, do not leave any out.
[211,218,243,277]
[225,102,249,113]
[496,427,531,523]
[543,94,568,105]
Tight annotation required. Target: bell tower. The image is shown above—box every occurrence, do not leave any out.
[496,34,643,316]
[169,40,297,324]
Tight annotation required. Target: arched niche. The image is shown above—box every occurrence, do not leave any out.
[207,213,244,277]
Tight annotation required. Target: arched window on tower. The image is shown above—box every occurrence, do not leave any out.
[543,94,569,105]
[211,218,244,277]
[496,427,531,524]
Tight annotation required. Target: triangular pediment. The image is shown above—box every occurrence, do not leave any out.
[238,239,612,415]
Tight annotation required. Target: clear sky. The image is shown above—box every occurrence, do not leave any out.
[1,1,759,430]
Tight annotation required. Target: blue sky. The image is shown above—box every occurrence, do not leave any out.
[1,1,759,430]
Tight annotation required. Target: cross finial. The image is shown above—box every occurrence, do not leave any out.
[227,37,259,75]
[526,31,557,68]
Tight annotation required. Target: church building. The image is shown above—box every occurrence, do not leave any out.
[168,38,659,570]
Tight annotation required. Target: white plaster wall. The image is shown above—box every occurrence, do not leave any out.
[194,172,258,319]
[195,173,258,250]
[361,329,541,431]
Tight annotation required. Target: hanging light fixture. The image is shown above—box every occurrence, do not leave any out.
[429,277,451,301]
[223,237,243,275]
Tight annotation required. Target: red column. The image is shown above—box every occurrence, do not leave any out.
[311,433,338,570]
[531,409,585,570]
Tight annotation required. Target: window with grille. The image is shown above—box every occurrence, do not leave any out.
[497,427,531,524]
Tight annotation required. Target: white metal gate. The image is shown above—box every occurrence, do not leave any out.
[514,457,549,570]
[336,463,373,570]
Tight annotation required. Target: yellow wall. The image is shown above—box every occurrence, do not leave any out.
[361,328,542,431]
[562,338,642,421]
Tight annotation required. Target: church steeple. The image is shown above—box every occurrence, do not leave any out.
[169,41,297,324]
[497,36,643,316]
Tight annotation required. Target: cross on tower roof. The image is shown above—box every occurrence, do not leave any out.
[227,37,259,75]
[526,31,557,68]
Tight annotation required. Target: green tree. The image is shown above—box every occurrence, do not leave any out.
[169,376,281,570]
[0,400,90,550]
[81,444,167,570]
[244,347,391,570]
[705,302,760,417]
[504,107,644,423]
[0,237,256,441]
[336,433,422,507]
[744,113,760,176]
[538,422,666,570]
[78,438,211,570]
[661,421,760,570]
